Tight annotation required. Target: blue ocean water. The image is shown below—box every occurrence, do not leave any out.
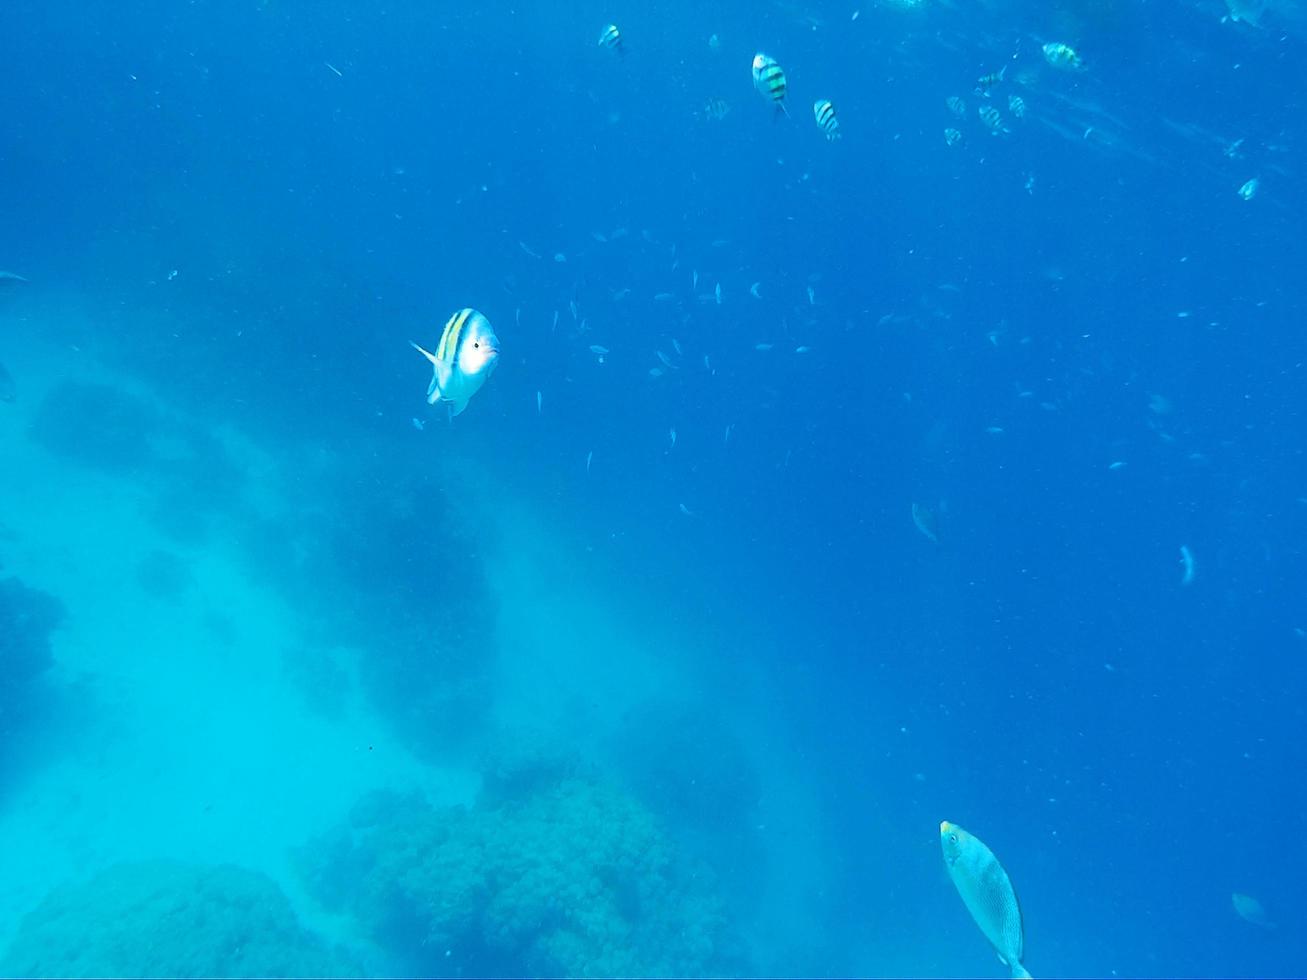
[1,0,1304,976]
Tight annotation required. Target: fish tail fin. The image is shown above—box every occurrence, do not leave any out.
[411,341,439,367]
[1010,962,1033,979]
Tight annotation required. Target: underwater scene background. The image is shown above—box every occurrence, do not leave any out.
[1,0,1304,976]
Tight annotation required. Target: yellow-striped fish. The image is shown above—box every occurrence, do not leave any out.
[598,23,625,57]
[411,308,500,417]
[940,821,1032,979]
[1042,42,1082,71]
[752,53,789,116]
[813,99,840,140]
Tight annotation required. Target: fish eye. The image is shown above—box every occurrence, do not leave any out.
[948,834,959,845]
[474,342,480,348]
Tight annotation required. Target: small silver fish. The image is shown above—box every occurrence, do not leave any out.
[944,128,963,146]
[940,822,1031,979]
[946,96,967,117]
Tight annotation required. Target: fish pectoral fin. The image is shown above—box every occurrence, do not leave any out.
[411,340,440,367]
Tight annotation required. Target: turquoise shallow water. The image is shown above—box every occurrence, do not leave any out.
[1,1,1305,976]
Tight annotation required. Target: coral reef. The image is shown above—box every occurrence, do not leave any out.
[299,770,745,978]
[29,380,163,473]
[611,700,762,840]
[0,859,361,978]
[254,450,499,760]
[0,575,65,709]
[28,380,246,541]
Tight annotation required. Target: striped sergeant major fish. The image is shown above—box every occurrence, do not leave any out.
[975,65,1006,96]
[598,23,625,56]
[813,99,840,140]
[411,307,501,417]
[752,53,789,116]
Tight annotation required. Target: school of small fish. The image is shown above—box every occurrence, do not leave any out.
[386,21,1288,978]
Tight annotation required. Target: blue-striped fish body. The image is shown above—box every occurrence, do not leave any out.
[752,53,789,116]
[411,307,500,417]
[940,821,1031,979]
[599,23,625,56]
[813,99,840,140]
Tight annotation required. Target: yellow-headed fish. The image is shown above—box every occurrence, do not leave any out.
[752,53,789,116]
[411,307,500,417]
[813,99,840,140]
[1042,42,1082,71]
[940,821,1032,979]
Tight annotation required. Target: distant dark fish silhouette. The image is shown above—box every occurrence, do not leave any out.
[0,362,15,403]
